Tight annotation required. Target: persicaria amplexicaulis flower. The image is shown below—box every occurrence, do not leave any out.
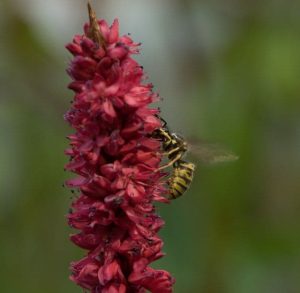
[64,3,175,293]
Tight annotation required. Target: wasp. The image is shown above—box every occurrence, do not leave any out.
[152,117,238,199]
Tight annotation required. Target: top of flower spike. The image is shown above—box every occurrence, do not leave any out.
[87,1,106,47]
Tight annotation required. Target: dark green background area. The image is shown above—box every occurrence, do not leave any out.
[1,1,300,292]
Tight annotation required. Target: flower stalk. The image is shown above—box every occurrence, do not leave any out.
[64,3,174,293]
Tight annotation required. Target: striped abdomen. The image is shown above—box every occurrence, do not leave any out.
[168,161,195,199]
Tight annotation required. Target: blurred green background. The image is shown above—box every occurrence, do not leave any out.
[1,0,300,292]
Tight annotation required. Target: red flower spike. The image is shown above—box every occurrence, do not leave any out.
[65,4,175,293]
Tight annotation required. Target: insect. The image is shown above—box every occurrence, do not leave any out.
[152,117,238,199]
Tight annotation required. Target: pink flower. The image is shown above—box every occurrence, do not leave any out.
[64,5,174,293]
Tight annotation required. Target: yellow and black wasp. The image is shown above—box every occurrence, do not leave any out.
[152,117,238,199]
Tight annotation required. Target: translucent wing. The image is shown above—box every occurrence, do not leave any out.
[187,139,238,164]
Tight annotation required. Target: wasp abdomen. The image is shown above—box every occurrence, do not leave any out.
[168,161,195,199]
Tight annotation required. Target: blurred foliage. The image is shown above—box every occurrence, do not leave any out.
[0,0,300,292]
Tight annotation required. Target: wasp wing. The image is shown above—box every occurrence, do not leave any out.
[187,139,238,164]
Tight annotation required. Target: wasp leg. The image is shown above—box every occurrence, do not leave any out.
[162,146,180,156]
[156,153,182,171]
[160,131,173,141]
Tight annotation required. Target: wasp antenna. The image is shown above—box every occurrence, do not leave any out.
[160,116,168,128]
[87,1,106,47]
